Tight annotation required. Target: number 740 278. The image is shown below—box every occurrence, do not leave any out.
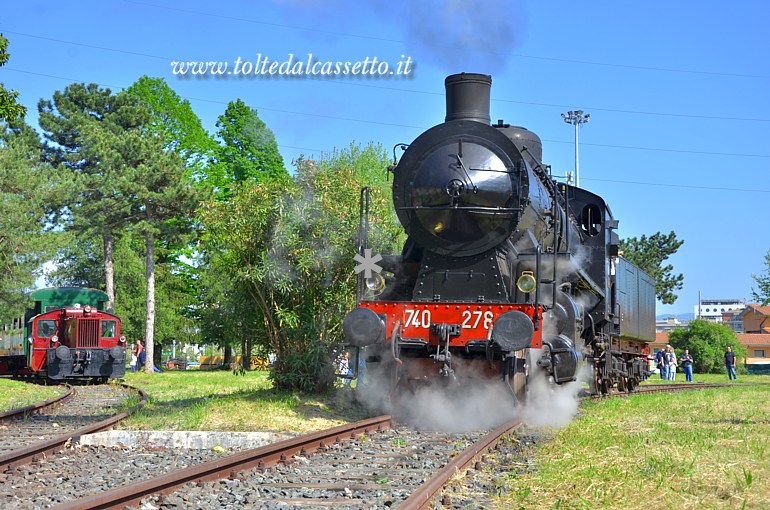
[401,308,493,330]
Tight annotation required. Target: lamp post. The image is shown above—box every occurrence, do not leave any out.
[561,110,590,187]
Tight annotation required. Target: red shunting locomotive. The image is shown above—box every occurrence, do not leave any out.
[1,288,126,381]
[30,304,126,380]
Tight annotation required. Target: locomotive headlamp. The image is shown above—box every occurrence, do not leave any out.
[51,335,59,344]
[84,305,92,313]
[342,308,386,347]
[516,271,537,294]
[365,274,386,294]
[492,310,535,351]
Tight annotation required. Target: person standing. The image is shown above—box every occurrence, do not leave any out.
[654,349,665,379]
[137,339,146,371]
[665,346,678,381]
[725,346,738,381]
[680,349,694,382]
[338,351,351,386]
[660,345,671,381]
[130,348,138,373]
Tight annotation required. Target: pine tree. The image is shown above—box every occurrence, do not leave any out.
[0,121,51,319]
[38,84,141,312]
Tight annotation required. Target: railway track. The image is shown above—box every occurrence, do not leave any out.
[613,381,729,397]
[0,380,738,509]
[45,415,525,510]
[0,383,147,472]
[0,384,74,423]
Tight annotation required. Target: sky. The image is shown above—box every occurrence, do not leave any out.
[2,0,769,317]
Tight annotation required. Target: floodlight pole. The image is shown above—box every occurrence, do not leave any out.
[561,110,590,187]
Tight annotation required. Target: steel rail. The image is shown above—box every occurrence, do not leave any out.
[0,384,74,423]
[0,383,147,472]
[621,382,728,395]
[399,417,524,510]
[52,414,394,510]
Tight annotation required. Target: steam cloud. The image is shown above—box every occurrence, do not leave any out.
[273,0,527,75]
[356,350,585,432]
[402,0,527,74]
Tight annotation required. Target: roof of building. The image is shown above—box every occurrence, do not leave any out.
[652,331,770,348]
[740,333,770,346]
[739,304,770,318]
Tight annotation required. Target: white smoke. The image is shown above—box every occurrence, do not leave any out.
[519,349,589,428]
[356,351,584,432]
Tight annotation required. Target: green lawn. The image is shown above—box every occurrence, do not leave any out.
[498,374,770,509]
[0,379,65,412]
[121,369,370,432]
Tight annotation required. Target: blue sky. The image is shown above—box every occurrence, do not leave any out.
[3,0,769,316]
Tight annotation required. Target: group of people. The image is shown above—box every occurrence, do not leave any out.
[655,344,740,382]
[129,339,146,373]
[655,345,694,381]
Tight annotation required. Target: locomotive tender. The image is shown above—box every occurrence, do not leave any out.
[343,73,655,400]
[0,287,126,381]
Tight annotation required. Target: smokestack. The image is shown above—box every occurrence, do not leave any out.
[445,73,492,124]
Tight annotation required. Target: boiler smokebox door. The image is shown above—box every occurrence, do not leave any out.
[393,121,526,258]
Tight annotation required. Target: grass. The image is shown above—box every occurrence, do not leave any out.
[496,374,770,509]
[121,369,371,433]
[0,379,65,412]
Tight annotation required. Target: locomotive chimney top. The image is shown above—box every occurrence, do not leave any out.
[444,73,491,125]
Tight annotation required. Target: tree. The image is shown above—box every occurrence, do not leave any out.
[0,34,27,121]
[123,78,212,369]
[38,83,142,313]
[200,143,403,391]
[669,319,747,373]
[112,235,200,364]
[194,99,287,368]
[132,142,202,373]
[0,121,52,320]
[210,99,285,198]
[619,231,684,304]
[81,93,202,373]
[751,250,770,305]
[44,234,103,288]
[125,76,216,179]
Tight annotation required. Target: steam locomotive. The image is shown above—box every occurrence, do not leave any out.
[342,73,655,401]
[0,287,126,381]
